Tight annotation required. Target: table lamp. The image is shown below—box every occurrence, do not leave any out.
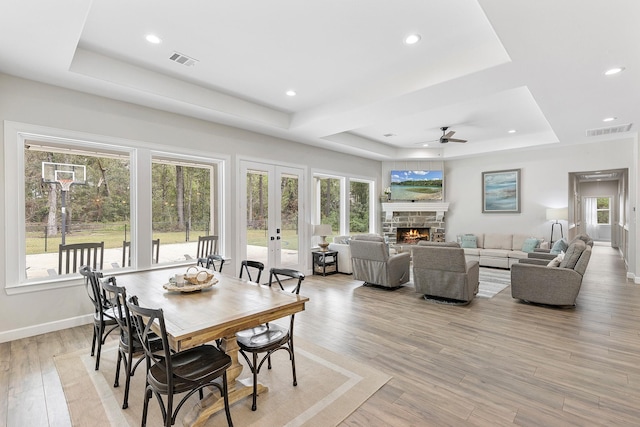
[546,207,568,244]
[313,224,332,252]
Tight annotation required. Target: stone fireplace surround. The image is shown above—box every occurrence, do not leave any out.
[381,202,449,246]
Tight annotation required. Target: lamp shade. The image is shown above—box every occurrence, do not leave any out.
[546,207,568,221]
[313,224,332,236]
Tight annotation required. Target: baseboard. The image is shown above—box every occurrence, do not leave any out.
[0,314,93,343]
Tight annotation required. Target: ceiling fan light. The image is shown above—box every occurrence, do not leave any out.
[602,117,616,122]
[286,90,297,97]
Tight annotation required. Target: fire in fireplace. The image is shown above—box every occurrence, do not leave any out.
[396,227,430,244]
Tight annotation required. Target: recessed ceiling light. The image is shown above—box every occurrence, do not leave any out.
[145,34,162,44]
[422,143,429,147]
[286,90,297,97]
[604,67,624,75]
[404,34,421,45]
[508,129,517,134]
[603,117,617,122]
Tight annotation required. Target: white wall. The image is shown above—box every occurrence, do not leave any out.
[443,141,637,271]
[0,73,381,341]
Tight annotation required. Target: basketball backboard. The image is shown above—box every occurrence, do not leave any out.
[42,162,86,190]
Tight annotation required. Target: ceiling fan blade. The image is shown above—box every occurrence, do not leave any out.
[448,138,467,143]
[443,131,456,139]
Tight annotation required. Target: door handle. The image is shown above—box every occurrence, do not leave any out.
[276,236,281,240]
[270,236,275,241]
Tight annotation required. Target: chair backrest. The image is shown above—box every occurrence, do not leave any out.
[412,245,468,273]
[268,268,304,295]
[205,254,225,272]
[101,276,132,343]
[122,239,161,267]
[417,241,461,248]
[348,238,389,262]
[196,235,219,259]
[59,242,104,274]
[240,260,264,283]
[79,265,107,316]
[126,296,173,383]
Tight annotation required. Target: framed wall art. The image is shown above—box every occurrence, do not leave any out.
[482,169,521,213]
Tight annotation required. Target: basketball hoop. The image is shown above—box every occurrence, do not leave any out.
[59,179,74,192]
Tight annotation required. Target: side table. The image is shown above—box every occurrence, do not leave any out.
[311,250,339,276]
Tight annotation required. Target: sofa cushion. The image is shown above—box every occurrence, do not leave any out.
[508,250,529,260]
[460,235,477,248]
[521,238,540,253]
[462,248,480,256]
[550,238,568,254]
[559,240,586,269]
[547,256,562,267]
[481,248,510,258]
[484,233,512,250]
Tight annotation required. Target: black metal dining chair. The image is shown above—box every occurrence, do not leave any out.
[101,276,162,409]
[79,265,118,370]
[198,254,225,272]
[239,260,264,283]
[236,268,304,411]
[127,296,234,427]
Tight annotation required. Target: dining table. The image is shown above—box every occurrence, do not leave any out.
[118,265,309,427]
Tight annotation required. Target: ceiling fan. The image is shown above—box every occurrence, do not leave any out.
[439,126,467,144]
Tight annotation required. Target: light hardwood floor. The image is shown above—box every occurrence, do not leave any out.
[1,242,638,426]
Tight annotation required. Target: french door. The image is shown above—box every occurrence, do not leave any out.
[239,160,304,278]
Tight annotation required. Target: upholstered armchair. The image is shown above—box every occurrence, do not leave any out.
[349,234,410,288]
[412,241,479,304]
[511,240,592,306]
[527,233,593,262]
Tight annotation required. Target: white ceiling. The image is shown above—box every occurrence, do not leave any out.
[1,0,638,160]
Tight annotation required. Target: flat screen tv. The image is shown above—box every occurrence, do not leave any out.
[390,170,443,201]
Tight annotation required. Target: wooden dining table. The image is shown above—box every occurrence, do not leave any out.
[118,266,309,427]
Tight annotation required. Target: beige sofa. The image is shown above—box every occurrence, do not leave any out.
[460,233,548,269]
[327,235,353,274]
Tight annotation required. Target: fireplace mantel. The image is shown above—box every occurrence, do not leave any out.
[381,202,450,221]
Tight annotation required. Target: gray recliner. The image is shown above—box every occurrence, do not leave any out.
[511,240,592,306]
[412,241,479,304]
[349,234,410,288]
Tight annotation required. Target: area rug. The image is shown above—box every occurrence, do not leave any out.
[54,338,390,427]
[477,267,511,298]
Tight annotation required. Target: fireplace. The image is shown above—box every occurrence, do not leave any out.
[396,227,430,244]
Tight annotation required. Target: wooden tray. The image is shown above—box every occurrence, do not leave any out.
[163,277,218,293]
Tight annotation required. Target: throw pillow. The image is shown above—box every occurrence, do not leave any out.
[550,238,568,255]
[460,235,477,249]
[559,240,586,269]
[547,256,562,267]
[521,238,540,253]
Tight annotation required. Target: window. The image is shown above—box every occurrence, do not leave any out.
[313,173,374,239]
[151,156,217,264]
[4,122,225,290]
[24,142,131,279]
[349,180,371,234]
[596,197,610,225]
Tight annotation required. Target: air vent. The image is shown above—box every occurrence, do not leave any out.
[169,52,198,67]
[585,123,632,137]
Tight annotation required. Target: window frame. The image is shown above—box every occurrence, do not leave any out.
[312,170,376,239]
[3,121,227,294]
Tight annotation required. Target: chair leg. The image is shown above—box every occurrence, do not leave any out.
[114,349,122,387]
[165,391,174,427]
[90,325,97,356]
[122,349,134,409]
[251,352,258,411]
[290,338,297,387]
[141,386,152,427]
[95,323,104,370]
[222,372,233,427]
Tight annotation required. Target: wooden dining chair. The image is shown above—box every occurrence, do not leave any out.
[79,266,118,370]
[122,239,160,267]
[236,268,304,411]
[127,296,234,427]
[239,260,264,283]
[59,242,104,274]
